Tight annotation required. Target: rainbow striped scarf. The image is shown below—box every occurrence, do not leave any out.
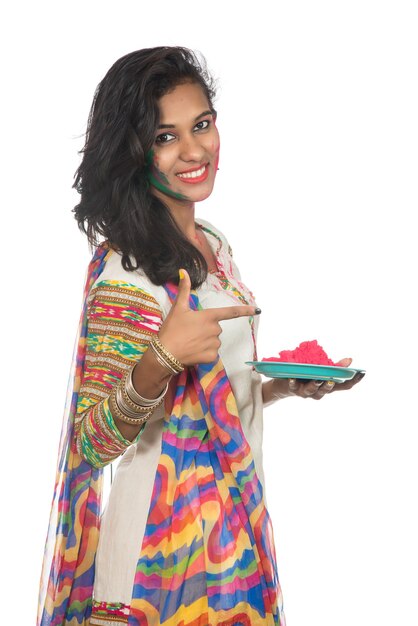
[38,244,285,625]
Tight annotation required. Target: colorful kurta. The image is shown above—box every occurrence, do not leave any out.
[38,220,285,626]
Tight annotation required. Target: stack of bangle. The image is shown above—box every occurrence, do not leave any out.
[149,335,185,375]
[110,365,169,426]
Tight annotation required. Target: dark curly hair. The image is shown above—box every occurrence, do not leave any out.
[73,46,217,288]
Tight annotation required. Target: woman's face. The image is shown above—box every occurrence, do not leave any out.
[148,81,220,206]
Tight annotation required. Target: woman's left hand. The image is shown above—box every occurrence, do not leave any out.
[264,358,365,404]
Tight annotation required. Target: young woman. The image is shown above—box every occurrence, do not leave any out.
[38,46,363,626]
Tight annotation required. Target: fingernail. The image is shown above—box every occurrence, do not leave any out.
[179,269,185,280]
[314,380,323,386]
[326,380,335,387]
[254,308,262,315]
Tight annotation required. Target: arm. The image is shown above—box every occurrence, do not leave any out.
[74,270,260,469]
[262,378,292,406]
[74,279,171,469]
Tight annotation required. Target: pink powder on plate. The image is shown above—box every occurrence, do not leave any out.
[262,340,337,366]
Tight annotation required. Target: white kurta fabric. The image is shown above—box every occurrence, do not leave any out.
[92,219,266,604]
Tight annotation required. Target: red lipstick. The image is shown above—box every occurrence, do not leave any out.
[176,163,210,184]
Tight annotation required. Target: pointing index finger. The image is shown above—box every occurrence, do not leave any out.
[207,306,261,321]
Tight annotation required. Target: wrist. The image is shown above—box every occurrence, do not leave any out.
[132,347,173,399]
[263,378,291,406]
[149,335,184,375]
[271,378,291,400]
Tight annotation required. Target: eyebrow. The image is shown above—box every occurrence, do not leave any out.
[157,110,214,130]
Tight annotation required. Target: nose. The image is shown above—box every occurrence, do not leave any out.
[179,133,205,162]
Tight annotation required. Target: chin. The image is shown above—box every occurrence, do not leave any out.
[184,181,216,203]
[198,190,214,201]
[186,191,213,204]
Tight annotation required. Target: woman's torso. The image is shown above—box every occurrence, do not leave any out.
[91,219,266,605]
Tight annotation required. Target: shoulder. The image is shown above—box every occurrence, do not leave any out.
[87,248,171,317]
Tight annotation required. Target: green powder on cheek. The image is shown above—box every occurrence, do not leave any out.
[145,149,190,201]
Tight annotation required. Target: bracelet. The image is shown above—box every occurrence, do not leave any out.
[109,388,151,426]
[116,384,165,419]
[117,378,166,419]
[149,342,179,375]
[152,335,184,373]
[126,366,169,406]
[109,366,168,426]
[149,342,180,375]
[150,335,184,374]
[118,370,156,414]
[118,385,153,414]
[116,387,152,419]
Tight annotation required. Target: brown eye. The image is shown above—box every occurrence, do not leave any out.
[155,132,175,145]
[194,120,210,131]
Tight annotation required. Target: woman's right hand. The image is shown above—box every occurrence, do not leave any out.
[158,269,258,366]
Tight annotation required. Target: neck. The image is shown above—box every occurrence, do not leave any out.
[152,189,198,240]
[173,206,199,241]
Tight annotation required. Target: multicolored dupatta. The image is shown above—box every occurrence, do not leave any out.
[38,243,112,625]
[38,244,285,626]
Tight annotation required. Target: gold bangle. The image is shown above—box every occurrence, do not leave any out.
[119,372,155,414]
[116,388,151,419]
[150,335,184,374]
[126,365,169,406]
[149,341,181,375]
[118,384,165,418]
[153,335,184,372]
[110,367,167,426]
[116,368,167,418]
[109,388,151,426]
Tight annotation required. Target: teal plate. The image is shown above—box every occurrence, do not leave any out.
[246,361,364,383]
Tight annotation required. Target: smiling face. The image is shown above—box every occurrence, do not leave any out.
[147,81,220,208]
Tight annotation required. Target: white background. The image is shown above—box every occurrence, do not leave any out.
[2,1,417,624]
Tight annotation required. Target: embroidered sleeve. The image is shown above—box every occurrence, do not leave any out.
[74,279,163,469]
